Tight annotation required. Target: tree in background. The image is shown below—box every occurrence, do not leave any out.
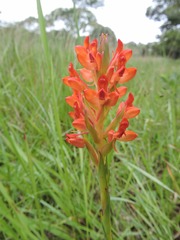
[146,0,180,58]
[46,7,97,39]
[1,0,118,47]
[46,0,104,40]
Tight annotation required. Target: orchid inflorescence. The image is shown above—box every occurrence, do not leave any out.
[64,34,140,165]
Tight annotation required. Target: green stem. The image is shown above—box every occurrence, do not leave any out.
[98,155,112,240]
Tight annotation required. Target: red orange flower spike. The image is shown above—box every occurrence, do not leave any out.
[64,34,140,156]
[63,34,140,239]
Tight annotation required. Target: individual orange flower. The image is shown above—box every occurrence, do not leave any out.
[108,118,138,142]
[75,36,102,71]
[63,63,87,91]
[117,93,140,119]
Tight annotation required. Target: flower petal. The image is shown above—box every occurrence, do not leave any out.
[75,46,96,70]
[125,107,140,119]
[126,93,134,106]
[84,89,99,107]
[84,36,89,49]
[107,91,119,106]
[116,86,127,98]
[120,130,138,141]
[72,118,86,131]
[119,67,137,83]
[80,68,94,82]
[63,76,87,91]
[68,63,79,77]
[120,49,132,61]
[115,39,123,54]
[66,133,86,148]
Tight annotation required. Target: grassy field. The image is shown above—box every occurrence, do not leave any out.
[0,5,180,240]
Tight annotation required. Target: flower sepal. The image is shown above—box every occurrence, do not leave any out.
[84,112,100,144]
[85,140,99,166]
[66,133,86,148]
[99,141,113,157]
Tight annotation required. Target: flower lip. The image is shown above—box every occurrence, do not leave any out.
[98,75,108,91]
[98,88,107,100]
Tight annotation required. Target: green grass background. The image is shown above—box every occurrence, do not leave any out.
[0,2,179,239]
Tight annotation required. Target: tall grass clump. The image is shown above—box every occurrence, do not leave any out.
[0,0,179,239]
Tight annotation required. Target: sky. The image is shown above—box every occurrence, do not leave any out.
[0,0,162,44]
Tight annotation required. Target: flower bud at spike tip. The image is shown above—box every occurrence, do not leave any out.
[98,33,110,74]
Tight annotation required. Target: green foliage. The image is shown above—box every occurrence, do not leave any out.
[0,12,180,240]
[14,0,105,41]
[71,0,104,8]
[46,7,97,38]
[152,29,180,58]
[46,0,104,39]
[146,0,180,30]
[146,0,180,58]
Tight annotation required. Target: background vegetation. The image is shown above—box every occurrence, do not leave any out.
[0,0,179,239]
[146,0,180,58]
